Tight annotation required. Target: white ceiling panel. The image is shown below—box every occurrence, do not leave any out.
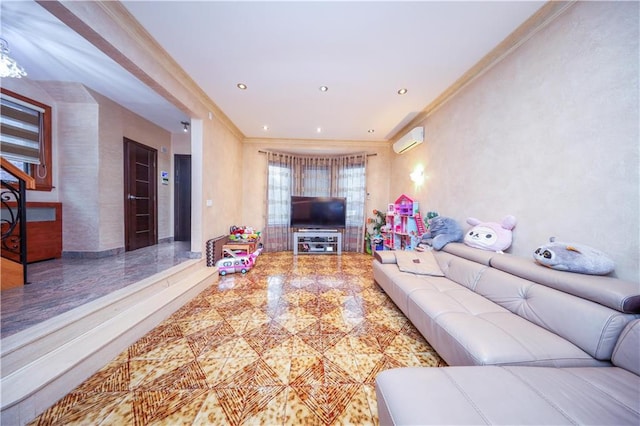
[1,1,545,140]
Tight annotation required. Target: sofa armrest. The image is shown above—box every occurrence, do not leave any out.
[376,365,640,426]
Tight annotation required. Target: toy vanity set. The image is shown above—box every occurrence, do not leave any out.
[216,225,263,275]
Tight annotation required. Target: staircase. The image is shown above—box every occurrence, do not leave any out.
[1,257,24,290]
[1,157,35,289]
[0,257,218,426]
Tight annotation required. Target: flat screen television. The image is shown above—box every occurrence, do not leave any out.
[290,196,346,229]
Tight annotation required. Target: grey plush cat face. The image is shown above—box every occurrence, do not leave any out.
[533,245,561,266]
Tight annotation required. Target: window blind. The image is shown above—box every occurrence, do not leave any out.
[0,93,43,164]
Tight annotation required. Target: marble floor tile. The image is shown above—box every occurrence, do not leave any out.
[28,252,446,425]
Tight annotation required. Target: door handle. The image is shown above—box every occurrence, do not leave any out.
[128,194,140,200]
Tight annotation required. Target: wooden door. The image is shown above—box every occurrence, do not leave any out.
[124,138,157,251]
[173,154,191,241]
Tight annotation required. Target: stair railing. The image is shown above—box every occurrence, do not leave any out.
[1,157,36,285]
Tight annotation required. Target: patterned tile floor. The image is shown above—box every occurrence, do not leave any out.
[29,252,445,425]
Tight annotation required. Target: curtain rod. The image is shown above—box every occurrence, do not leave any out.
[258,150,377,157]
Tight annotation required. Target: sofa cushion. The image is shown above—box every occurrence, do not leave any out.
[441,242,496,265]
[432,251,489,291]
[474,267,635,361]
[490,253,640,313]
[373,261,456,316]
[407,287,604,367]
[376,365,640,425]
[612,320,640,375]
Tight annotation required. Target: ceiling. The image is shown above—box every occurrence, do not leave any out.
[1,1,545,141]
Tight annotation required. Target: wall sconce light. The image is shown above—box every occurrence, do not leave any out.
[181,121,190,133]
[410,165,425,185]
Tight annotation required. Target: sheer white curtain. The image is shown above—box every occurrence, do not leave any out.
[296,157,331,196]
[264,151,368,252]
[335,154,367,252]
[265,152,293,251]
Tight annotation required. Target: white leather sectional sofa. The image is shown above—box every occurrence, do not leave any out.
[373,243,640,425]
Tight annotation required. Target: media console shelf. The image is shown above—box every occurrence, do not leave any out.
[293,231,342,255]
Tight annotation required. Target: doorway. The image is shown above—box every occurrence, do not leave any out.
[174,154,191,241]
[123,138,157,251]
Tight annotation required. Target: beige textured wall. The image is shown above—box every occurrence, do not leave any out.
[195,115,244,252]
[172,133,191,155]
[241,138,392,233]
[93,90,124,251]
[38,82,101,252]
[391,2,639,282]
[90,90,173,249]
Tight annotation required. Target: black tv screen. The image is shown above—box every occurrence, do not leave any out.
[290,196,346,229]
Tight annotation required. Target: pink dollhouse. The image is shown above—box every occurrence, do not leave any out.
[394,194,415,216]
[383,194,423,250]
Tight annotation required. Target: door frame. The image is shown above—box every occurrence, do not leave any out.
[123,137,158,251]
[173,154,191,241]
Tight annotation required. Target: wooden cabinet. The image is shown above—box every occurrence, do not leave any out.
[222,240,260,256]
[1,202,62,263]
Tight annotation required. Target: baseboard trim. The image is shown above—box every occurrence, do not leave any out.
[61,239,181,259]
[62,247,125,259]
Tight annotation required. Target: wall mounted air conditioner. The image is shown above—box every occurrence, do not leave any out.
[393,126,424,154]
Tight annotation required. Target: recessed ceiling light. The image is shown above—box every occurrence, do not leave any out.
[237,83,247,90]
[316,127,322,133]
[319,86,328,92]
[397,88,408,95]
[262,125,269,131]
[367,129,375,133]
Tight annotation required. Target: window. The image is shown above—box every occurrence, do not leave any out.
[0,88,53,191]
[265,152,367,252]
[338,165,366,226]
[267,163,291,226]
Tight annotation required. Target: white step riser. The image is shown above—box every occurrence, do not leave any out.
[1,259,201,376]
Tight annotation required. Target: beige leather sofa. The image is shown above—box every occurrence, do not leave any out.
[373,243,640,424]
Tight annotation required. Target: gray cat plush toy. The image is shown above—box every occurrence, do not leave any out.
[533,237,615,275]
[420,216,463,251]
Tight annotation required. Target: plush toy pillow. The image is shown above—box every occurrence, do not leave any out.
[533,237,615,275]
[420,215,463,251]
[463,215,516,252]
